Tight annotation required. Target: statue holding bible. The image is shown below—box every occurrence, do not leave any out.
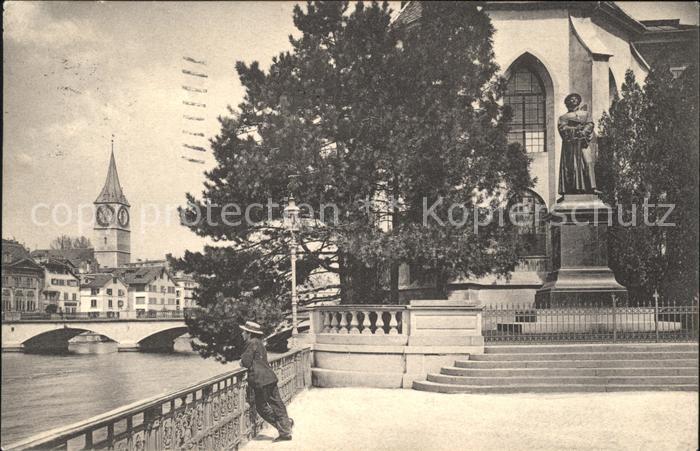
[558,93,599,195]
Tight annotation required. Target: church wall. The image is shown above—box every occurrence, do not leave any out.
[117,230,130,252]
[489,8,570,208]
[116,252,130,267]
[95,229,117,268]
[117,230,131,266]
[94,228,115,253]
[398,5,657,305]
[590,15,649,95]
[94,220,130,268]
[579,14,649,128]
[569,22,594,115]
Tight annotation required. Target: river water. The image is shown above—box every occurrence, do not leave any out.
[0,339,239,446]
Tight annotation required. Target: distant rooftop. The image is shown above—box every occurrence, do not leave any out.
[82,273,121,289]
[31,248,96,268]
[2,239,30,265]
[97,265,170,286]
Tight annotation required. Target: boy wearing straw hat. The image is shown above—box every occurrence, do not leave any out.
[240,321,294,442]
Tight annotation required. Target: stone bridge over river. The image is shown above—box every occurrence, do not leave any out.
[1,316,188,353]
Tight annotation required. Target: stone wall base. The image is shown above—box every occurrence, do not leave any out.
[312,368,404,388]
[311,343,483,388]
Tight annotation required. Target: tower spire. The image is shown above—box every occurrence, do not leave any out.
[95,139,129,206]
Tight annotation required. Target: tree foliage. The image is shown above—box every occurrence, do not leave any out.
[174,1,532,361]
[598,66,699,302]
[50,235,92,250]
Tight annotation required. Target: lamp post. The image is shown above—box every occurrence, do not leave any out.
[283,178,301,348]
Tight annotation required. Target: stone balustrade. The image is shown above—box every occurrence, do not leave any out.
[307,300,484,388]
[3,348,312,451]
[318,306,405,335]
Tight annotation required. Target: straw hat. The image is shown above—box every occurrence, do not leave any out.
[240,321,264,335]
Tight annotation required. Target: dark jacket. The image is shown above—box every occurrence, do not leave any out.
[240,337,278,388]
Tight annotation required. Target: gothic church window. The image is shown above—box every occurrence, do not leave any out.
[508,190,548,257]
[505,67,546,153]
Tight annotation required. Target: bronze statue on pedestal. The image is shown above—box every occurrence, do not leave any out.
[558,93,599,195]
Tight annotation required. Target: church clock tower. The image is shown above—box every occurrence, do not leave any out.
[94,147,131,268]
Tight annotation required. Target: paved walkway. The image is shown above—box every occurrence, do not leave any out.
[244,388,698,451]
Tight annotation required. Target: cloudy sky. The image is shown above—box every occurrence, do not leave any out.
[3,1,698,259]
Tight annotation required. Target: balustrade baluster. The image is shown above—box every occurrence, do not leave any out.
[330,312,339,333]
[375,311,385,335]
[338,311,349,334]
[361,311,372,335]
[388,311,399,335]
[349,311,360,334]
[321,311,331,333]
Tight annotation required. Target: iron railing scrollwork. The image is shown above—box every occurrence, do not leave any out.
[3,347,312,451]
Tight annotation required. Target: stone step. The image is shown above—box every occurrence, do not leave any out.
[454,358,699,369]
[485,343,699,354]
[426,373,699,386]
[469,351,698,361]
[440,366,699,377]
[412,380,699,394]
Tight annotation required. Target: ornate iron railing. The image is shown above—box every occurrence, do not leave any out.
[3,347,312,451]
[483,297,699,343]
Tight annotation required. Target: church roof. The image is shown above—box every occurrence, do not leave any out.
[394,2,650,36]
[95,150,129,206]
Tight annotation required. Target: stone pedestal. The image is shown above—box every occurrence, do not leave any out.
[402,299,484,387]
[535,194,627,307]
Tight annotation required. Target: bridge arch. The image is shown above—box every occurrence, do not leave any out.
[21,328,118,353]
[2,319,189,353]
[135,326,190,352]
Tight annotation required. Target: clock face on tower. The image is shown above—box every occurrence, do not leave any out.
[118,206,130,227]
[96,205,115,227]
